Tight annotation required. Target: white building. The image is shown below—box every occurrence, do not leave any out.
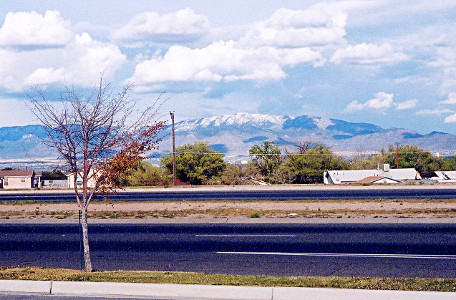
[324,164,421,184]
[67,171,97,189]
[434,171,456,183]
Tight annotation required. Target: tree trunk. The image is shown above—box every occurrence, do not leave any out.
[81,206,92,272]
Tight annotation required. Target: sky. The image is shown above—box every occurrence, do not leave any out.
[0,0,456,134]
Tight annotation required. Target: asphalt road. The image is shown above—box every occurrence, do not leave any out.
[0,223,455,278]
[2,186,456,202]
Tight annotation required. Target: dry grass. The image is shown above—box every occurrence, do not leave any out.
[0,199,455,220]
[0,267,454,292]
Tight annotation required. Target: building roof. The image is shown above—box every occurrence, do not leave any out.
[324,168,420,184]
[0,170,34,177]
[435,171,456,180]
[356,176,402,184]
[356,176,383,184]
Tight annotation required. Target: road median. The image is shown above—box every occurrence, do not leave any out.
[0,198,455,222]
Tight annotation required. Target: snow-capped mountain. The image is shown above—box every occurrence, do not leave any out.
[175,113,286,133]
[1,113,456,165]
[159,113,456,161]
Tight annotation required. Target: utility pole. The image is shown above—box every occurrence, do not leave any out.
[170,111,176,186]
[396,143,399,169]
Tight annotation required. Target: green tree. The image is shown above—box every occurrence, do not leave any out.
[124,161,168,187]
[441,156,456,171]
[41,169,67,180]
[219,163,257,185]
[249,141,281,180]
[382,145,442,178]
[281,145,349,184]
[350,155,385,170]
[161,142,226,185]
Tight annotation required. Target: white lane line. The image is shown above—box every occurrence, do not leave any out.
[216,252,456,260]
[196,235,296,237]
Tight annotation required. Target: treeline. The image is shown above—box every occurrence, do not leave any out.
[120,142,456,186]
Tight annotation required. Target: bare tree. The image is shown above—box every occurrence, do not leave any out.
[29,76,165,272]
[293,140,311,153]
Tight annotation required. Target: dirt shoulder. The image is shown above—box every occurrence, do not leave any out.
[1,198,455,222]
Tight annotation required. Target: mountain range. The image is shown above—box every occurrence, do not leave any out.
[1,113,456,166]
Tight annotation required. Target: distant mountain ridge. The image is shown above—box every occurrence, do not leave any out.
[165,113,456,160]
[1,113,456,164]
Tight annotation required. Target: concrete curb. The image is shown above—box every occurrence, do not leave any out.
[0,280,455,299]
[0,280,51,294]
[52,281,272,299]
[272,287,456,300]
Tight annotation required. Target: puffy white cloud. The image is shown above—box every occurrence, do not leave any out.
[330,43,408,64]
[42,33,124,86]
[0,10,73,47]
[130,6,338,87]
[440,92,456,104]
[130,4,417,88]
[0,10,126,91]
[395,99,417,110]
[444,113,456,123]
[345,92,394,112]
[0,31,126,91]
[239,7,347,48]
[345,100,364,112]
[56,33,126,86]
[112,8,210,43]
[25,68,65,86]
[416,109,453,116]
[130,40,323,86]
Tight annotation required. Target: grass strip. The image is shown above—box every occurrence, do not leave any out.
[0,267,454,292]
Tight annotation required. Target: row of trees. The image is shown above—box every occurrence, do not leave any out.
[122,141,455,186]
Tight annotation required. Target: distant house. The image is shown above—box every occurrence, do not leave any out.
[434,171,456,183]
[67,171,97,189]
[0,169,42,189]
[324,164,421,185]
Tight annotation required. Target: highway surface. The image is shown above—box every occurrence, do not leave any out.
[2,186,456,202]
[0,223,455,278]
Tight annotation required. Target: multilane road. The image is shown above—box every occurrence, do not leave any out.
[1,223,455,278]
[2,186,456,202]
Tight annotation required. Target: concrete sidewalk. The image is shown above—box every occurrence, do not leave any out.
[0,280,454,299]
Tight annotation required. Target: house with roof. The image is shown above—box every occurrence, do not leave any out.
[324,164,421,185]
[0,169,41,189]
[434,171,456,183]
